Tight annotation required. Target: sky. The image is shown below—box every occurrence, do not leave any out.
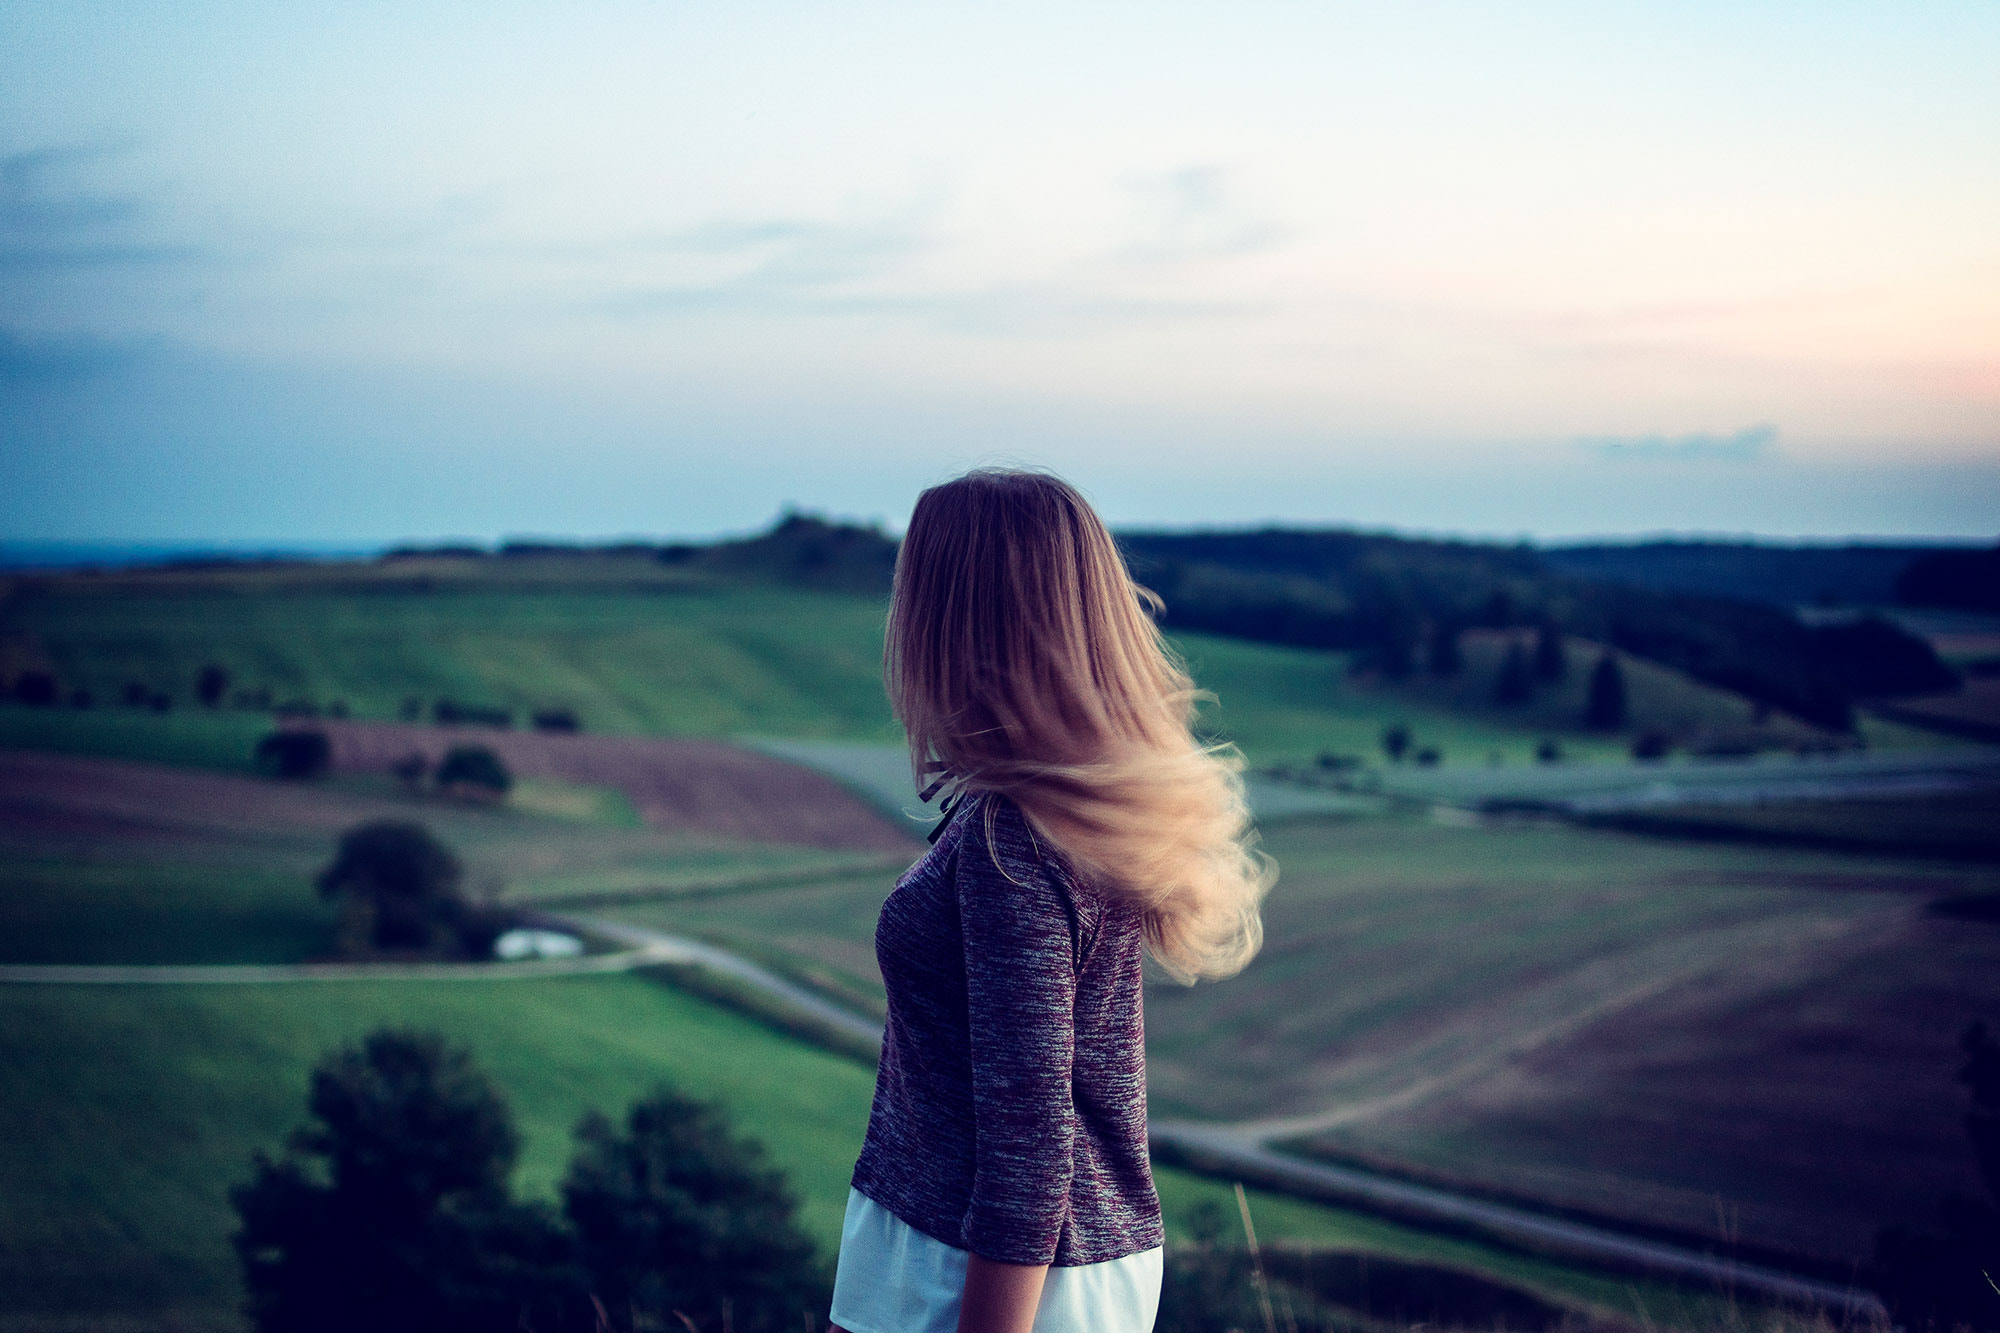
[3,0,1997,545]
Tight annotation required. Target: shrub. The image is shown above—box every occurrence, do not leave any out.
[1414,746,1442,767]
[148,691,172,713]
[1535,739,1563,764]
[122,681,150,707]
[1380,724,1411,763]
[532,708,581,733]
[231,1030,588,1333]
[255,730,332,780]
[1584,653,1628,730]
[1425,621,1462,676]
[437,745,511,800]
[197,663,231,707]
[1631,730,1671,761]
[13,670,58,707]
[562,1088,826,1331]
[1491,641,1534,705]
[1533,618,1567,681]
[316,821,472,957]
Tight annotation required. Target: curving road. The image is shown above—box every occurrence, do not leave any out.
[1,912,1884,1316]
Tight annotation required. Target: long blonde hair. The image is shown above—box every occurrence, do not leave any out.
[885,468,1271,982]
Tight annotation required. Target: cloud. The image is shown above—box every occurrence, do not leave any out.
[1576,424,1777,462]
[0,142,206,270]
[1119,165,1285,262]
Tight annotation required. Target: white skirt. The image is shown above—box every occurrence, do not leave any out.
[829,1189,1162,1333]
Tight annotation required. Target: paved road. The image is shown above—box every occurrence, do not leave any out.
[1,912,1885,1316]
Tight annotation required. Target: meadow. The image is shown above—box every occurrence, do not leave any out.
[2,553,1992,1329]
[0,749,1741,1333]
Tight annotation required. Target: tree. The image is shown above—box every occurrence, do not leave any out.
[1532,619,1567,682]
[231,1030,588,1333]
[436,745,511,800]
[1380,724,1411,764]
[1491,641,1534,706]
[12,670,58,707]
[1874,1021,2000,1329]
[316,821,470,957]
[197,663,232,707]
[1425,621,1462,676]
[1584,653,1627,730]
[562,1088,826,1332]
[255,730,332,780]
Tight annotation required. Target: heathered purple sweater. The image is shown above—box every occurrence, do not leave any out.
[850,793,1163,1268]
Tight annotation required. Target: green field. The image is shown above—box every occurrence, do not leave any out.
[4,558,1988,1328]
[0,811,1743,1333]
[596,808,2000,1265]
[3,553,1912,771]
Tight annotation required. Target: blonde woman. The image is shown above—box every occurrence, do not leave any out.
[829,469,1273,1333]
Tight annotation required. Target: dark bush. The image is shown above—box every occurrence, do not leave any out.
[436,745,511,799]
[562,1087,826,1332]
[1380,724,1411,763]
[532,708,581,733]
[13,670,59,707]
[255,730,332,780]
[1533,618,1567,681]
[1535,739,1563,764]
[1414,746,1442,767]
[1896,543,2000,614]
[316,821,471,957]
[148,691,172,713]
[1491,640,1534,705]
[197,663,231,707]
[1585,653,1627,730]
[122,681,150,707]
[1806,614,1960,698]
[231,1030,589,1333]
[1425,621,1462,675]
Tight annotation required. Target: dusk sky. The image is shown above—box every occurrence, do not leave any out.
[4,1,1997,544]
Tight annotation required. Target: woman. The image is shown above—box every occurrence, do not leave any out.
[829,469,1272,1333]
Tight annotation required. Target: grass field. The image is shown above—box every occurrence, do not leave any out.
[0,973,1748,1333]
[0,751,1755,1333]
[2,554,1907,770]
[597,808,2000,1266]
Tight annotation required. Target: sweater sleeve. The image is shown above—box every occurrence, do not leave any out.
[955,799,1080,1265]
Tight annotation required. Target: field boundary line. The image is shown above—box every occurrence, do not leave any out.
[0,945,682,985]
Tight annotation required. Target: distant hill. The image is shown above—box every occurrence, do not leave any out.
[1539,541,1980,609]
[1117,529,1960,731]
